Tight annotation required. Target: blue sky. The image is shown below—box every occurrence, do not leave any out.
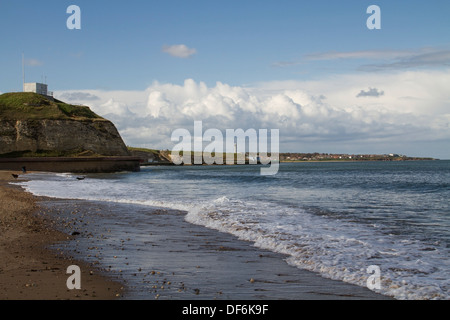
[1,1,449,158]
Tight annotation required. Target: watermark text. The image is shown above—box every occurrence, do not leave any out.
[171,121,279,175]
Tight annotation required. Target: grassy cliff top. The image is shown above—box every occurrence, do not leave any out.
[0,92,105,121]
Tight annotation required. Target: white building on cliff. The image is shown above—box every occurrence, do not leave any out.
[23,82,53,97]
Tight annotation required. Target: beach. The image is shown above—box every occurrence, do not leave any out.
[0,169,392,300]
[45,199,392,300]
[0,171,124,300]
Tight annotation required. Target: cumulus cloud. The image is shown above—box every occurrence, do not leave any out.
[356,87,384,98]
[54,70,450,158]
[162,44,197,58]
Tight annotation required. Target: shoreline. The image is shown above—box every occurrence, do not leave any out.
[43,199,392,300]
[1,170,393,300]
[0,170,124,300]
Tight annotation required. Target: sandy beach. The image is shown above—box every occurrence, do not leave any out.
[0,171,124,300]
[1,170,392,300]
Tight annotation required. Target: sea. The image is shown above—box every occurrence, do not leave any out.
[16,160,450,300]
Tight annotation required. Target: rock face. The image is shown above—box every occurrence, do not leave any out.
[0,92,130,157]
[0,119,130,156]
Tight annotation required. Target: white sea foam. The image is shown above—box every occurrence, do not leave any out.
[14,170,450,300]
[185,197,449,300]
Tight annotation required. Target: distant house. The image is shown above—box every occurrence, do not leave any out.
[23,82,53,97]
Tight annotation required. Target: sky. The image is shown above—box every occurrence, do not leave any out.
[1,0,449,158]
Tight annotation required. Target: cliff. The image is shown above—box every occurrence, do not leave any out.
[0,92,130,157]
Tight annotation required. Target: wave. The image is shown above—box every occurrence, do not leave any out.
[184,197,449,300]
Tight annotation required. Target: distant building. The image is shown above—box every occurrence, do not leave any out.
[23,82,53,97]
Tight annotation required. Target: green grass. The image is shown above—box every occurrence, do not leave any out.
[127,146,161,155]
[0,92,104,121]
[57,103,101,119]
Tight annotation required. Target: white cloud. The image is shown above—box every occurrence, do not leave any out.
[53,69,450,158]
[162,44,197,58]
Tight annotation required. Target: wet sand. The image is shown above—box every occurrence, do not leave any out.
[0,171,124,300]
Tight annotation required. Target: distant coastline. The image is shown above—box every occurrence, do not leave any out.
[128,147,438,166]
[278,152,437,162]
